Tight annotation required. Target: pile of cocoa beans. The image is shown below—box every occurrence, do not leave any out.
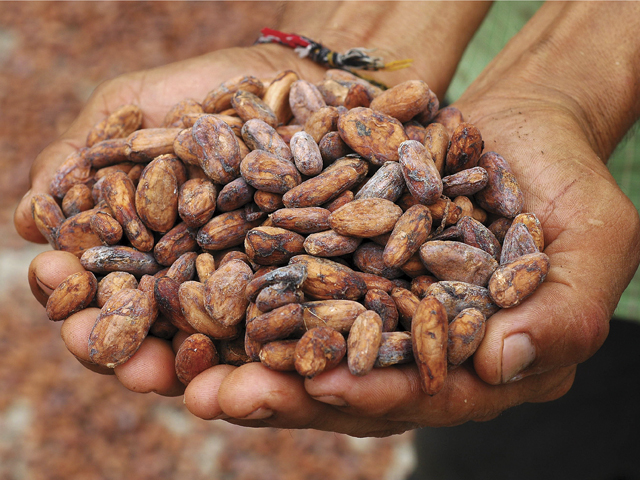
[33,69,549,396]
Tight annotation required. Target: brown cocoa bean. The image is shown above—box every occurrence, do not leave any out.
[240,149,301,194]
[399,140,443,205]
[246,303,304,343]
[192,114,242,185]
[231,89,278,128]
[204,259,253,327]
[88,289,154,368]
[294,326,346,378]
[364,289,399,332]
[270,207,331,234]
[425,281,499,322]
[337,107,409,166]
[369,80,431,123]
[290,255,367,301]
[31,193,65,249]
[445,123,483,175]
[263,70,299,125]
[175,333,219,385]
[374,331,413,367]
[354,161,405,202]
[178,281,239,339]
[46,271,97,321]
[448,308,486,367]
[474,151,524,218]
[87,104,143,147]
[488,252,550,308]
[419,240,498,286]
[202,75,264,113]
[383,204,432,269]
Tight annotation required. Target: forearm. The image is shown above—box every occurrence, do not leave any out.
[463,1,640,161]
[272,1,493,97]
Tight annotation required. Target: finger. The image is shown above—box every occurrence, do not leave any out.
[114,336,184,397]
[29,250,85,306]
[59,307,116,376]
[184,364,237,420]
[305,362,576,427]
[214,362,415,436]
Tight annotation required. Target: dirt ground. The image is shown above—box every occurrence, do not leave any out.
[0,3,415,479]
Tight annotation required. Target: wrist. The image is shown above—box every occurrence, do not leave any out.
[274,1,492,97]
[464,1,640,160]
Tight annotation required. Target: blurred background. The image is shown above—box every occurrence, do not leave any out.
[2,2,639,480]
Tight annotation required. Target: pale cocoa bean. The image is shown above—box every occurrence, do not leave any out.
[289,79,326,124]
[347,310,383,376]
[513,213,544,252]
[442,166,489,198]
[500,222,539,265]
[329,197,402,238]
[259,339,298,371]
[304,106,340,144]
[263,70,299,125]
[96,271,138,308]
[241,118,292,161]
[290,131,323,176]
[423,123,449,176]
[81,245,163,276]
[303,229,361,257]
[354,161,405,202]
[412,295,448,395]
[178,281,239,339]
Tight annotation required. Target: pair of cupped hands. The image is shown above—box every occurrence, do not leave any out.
[14,34,640,437]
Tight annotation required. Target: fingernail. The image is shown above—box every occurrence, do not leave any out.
[312,395,348,407]
[501,333,536,383]
[35,275,55,296]
[211,413,231,420]
[241,408,273,420]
